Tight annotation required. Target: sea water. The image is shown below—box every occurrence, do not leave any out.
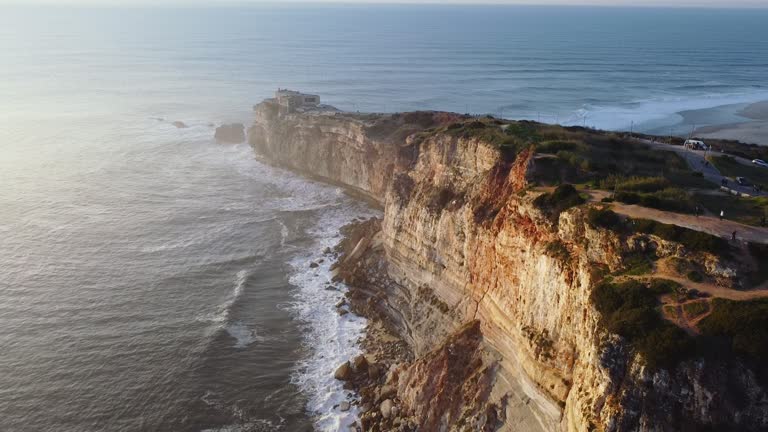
[1,4,767,432]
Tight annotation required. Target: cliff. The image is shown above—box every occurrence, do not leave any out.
[248,100,768,432]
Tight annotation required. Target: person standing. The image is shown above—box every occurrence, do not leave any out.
[732,231,737,242]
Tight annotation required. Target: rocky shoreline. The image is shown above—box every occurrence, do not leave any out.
[328,218,501,432]
[329,219,415,432]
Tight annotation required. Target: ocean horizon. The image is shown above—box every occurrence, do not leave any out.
[1,3,767,432]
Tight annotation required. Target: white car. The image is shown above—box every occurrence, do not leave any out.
[752,159,768,168]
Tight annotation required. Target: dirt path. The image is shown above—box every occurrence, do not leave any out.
[585,190,768,245]
[660,298,713,335]
[658,273,768,301]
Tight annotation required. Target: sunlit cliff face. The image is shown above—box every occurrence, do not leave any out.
[248,105,768,431]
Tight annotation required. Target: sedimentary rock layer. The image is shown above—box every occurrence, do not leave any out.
[248,101,767,432]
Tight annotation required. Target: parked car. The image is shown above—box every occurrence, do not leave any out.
[736,176,750,186]
[752,159,768,168]
[684,139,709,151]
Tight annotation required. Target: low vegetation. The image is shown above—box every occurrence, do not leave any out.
[748,243,768,285]
[649,278,682,294]
[699,298,768,382]
[587,207,622,229]
[443,119,529,160]
[438,120,715,194]
[614,188,695,213]
[544,240,570,264]
[631,218,729,255]
[686,270,704,283]
[694,192,768,227]
[711,155,768,190]
[619,253,655,276]
[682,301,709,319]
[533,184,585,218]
[591,279,694,369]
[592,276,768,376]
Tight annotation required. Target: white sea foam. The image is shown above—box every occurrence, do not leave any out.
[286,201,380,431]
[278,220,289,248]
[225,321,266,349]
[197,270,248,325]
[563,89,768,131]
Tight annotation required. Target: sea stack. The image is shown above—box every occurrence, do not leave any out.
[214,123,246,144]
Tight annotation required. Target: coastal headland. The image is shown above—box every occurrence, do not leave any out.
[246,93,768,432]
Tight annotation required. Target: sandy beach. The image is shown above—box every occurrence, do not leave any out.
[696,100,768,145]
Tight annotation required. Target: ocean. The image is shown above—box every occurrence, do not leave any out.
[1,4,766,432]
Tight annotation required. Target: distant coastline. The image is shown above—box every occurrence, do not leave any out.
[695,100,768,146]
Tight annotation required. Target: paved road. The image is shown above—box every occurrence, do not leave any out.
[640,139,767,197]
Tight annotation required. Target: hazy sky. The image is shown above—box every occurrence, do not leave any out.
[1,0,766,7]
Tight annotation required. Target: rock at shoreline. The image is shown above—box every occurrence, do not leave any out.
[351,354,368,373]
[339,401,350,412]
[214,123,246,143]
[334,361,352,381]
[172,121,188,129]
[380,399,394,419]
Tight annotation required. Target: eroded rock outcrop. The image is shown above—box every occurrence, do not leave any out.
[214,123,245,143]
[248,100,768,432]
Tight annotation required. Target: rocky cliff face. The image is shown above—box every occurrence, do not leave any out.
[248,102,768,432]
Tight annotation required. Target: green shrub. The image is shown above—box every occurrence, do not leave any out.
[649,278,681,295]
[533,184,585,218]
[504,121,540,142]
[587,208,622,230]
[544,240,570,264]
[591,279,695,369]
[601,176,671,193]
[631,218,729,255]
[682,301,709,318]
[687,270,704,282]
[615,188,694,213]
[634,325,694,369]
[699,299,768,373]
[615,191,641,204]
[748,242,768,285]
[620,253,654,276]
[536,140,585,154]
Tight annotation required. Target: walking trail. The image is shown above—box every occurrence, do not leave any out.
[585,190,768,245]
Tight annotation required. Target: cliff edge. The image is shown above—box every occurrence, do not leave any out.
[248,97,768,432]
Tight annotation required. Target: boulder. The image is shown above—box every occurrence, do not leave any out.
[339,401,350,412]
[334,361,352,381]
[380,399,394,419]
[214,123,245,143]
[351,354,369,373]
[379,384,397,401]
[368,364,381,380]
[172,121,188,129]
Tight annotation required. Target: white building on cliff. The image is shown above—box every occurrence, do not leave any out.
[274,89,320,114]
